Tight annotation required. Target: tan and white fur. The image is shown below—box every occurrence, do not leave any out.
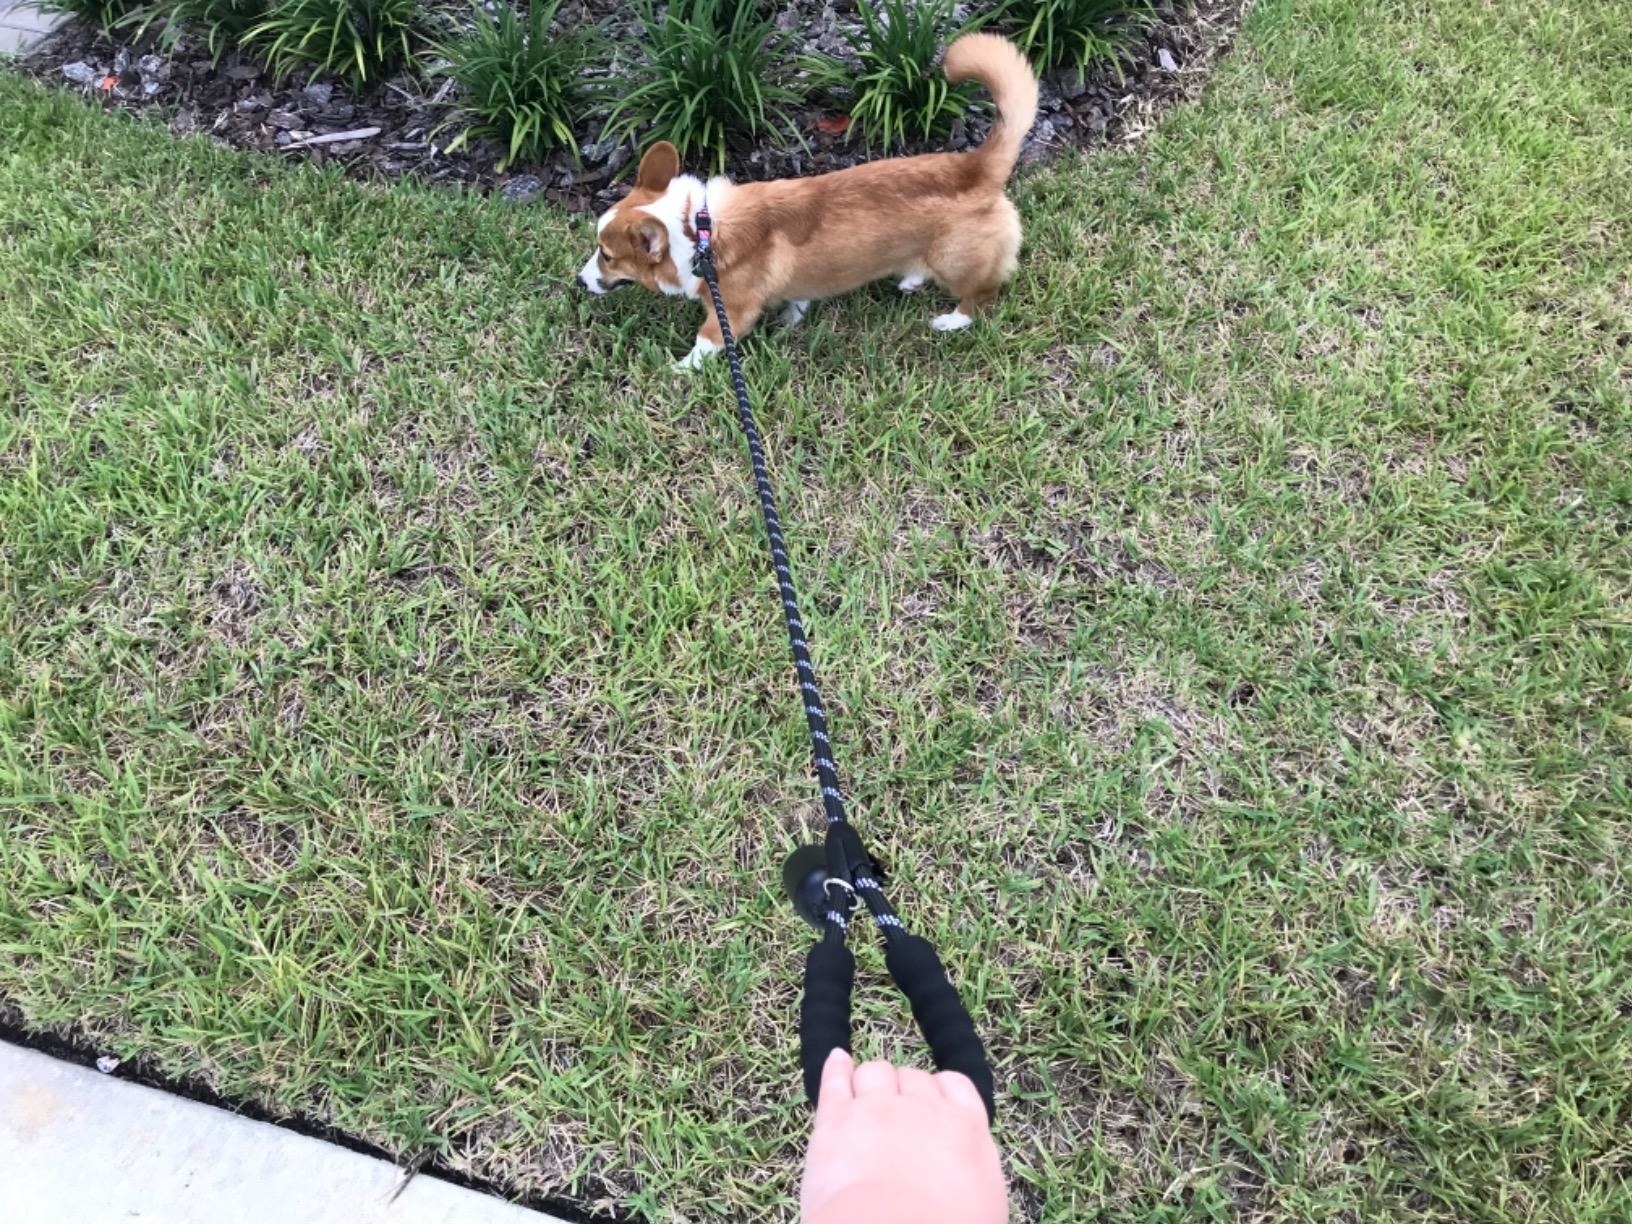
[577,34,1039,368]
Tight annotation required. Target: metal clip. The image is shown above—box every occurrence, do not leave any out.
[823,875,858,913]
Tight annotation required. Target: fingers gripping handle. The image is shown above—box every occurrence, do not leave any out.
[885,934,996,1123]
[800,938,854,1107]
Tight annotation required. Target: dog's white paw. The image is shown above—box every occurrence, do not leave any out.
[780,299,811,327]
[675,336,721,371]
[898,274,928,294]
[931,310,972,332]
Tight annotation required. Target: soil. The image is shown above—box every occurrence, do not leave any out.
[16,0,1247,213]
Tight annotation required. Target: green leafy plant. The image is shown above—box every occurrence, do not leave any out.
[249,0,428,86]
[435,1,601,170]
[600,0,801,174]
[823,0,978,152]
[36,0,142,34]
[140,0,269,63]
[1001,0,1152,73]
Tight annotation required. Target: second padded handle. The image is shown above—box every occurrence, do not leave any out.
[885,933,996,1123]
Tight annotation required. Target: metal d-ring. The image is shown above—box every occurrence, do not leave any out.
[823,875,858,913]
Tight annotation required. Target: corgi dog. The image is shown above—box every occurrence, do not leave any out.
[576,33,1039,368]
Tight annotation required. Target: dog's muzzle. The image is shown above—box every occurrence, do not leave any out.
[576,252,607,294]
[576,252,634,295]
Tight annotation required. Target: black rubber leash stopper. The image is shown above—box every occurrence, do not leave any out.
[782,844,830,929]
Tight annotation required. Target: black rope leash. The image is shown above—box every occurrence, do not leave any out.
[691,207,996,1122]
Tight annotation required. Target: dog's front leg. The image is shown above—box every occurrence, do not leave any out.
[677,293,764,371]
[677,334,721,371]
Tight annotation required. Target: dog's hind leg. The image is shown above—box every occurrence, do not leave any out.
[935,282,1002,331]
[926,206,1020,333]
[927,266,1000,331]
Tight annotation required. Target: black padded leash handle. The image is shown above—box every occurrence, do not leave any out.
[802,931,995,1124]
[886,934,996,1123]
[800,936,854,1107]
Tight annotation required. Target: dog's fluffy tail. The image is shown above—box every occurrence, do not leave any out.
[945,33,1039,183]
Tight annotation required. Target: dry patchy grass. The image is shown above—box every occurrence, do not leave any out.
[2,0,1631,1218]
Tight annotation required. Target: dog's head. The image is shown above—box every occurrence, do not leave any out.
[577,142,696,298]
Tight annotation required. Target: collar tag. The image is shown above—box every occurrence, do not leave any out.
[691,198,714,276]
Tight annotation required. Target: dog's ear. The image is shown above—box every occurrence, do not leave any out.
[636,141,680,192]
[635,218,668,262]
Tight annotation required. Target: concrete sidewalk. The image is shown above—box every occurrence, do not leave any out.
[0,2,61,56]
[1,1043,566,1224]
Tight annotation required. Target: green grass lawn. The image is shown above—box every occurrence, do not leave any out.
[3,0,1630,1218]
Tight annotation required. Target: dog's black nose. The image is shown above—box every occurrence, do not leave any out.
[576,274,588,290]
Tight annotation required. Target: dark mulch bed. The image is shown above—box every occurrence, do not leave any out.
[16,0,1248,213]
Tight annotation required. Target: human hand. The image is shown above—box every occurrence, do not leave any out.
[800,1049,1006,1224]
